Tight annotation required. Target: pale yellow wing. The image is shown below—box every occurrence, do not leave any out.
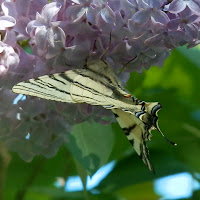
[12,70,81,103]
[12,59,137,111]
[112,108,155,172]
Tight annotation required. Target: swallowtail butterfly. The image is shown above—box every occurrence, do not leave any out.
[12,59,176,173]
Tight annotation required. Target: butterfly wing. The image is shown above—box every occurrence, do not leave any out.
[112,108,155,172]
[12,70,83,103]
[71,60,139,110]
[12,61,136,111]
[70,70,114,105]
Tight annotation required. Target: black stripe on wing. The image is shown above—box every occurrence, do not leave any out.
[12,71,78,102]
[122,124,136,136]
[12,84,66,101]
[139,141,155,173]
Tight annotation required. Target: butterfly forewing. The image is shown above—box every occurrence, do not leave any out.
[70,69,129,109]
[70,72,114,106]
[12,70,80,103]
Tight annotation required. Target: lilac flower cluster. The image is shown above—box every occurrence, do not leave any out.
[0,0,200,161]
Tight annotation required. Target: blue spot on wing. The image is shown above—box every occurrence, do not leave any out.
[13,94,26,104]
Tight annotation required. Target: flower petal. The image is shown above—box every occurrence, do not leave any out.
[26,20,35,35]
[149,0,165,9]
[187,0,200,16]
[41,2,62,24]
[100,4,116,24]
[46,27,66,59]
[187,14,200,23]
[167,18,181,30]
[1,1,17,18]
[151,10,170,25]
[64,40,91,65]
[71,0,82,4]
[14,0,30,16]
[86,7,96,24]
[185,24,199,39]
[35,26,48,54]
[0,16,16,30]
[144,34,165,47]
[3,30,17,47]
[93,0,107,7]
[120,0,137,12]
[131,9,151,24]
[137,0,150,9]
[66,5,87,22]
[168,0,186,14]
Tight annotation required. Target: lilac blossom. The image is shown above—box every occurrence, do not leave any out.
[66,0,96,23]
[169,0,200,16]
[0,41,20,88]
[0,0,200,161]
[0,15,16,30]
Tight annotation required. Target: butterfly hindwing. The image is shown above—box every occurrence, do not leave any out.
[112,108,154,172]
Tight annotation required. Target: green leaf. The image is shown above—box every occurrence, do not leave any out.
[67,121,115,176]
[117,182,160,200]
[177,45,200,67]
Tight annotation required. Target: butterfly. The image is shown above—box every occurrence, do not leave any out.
[12,58,176,173]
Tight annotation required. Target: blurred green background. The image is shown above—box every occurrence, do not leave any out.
[1,46,200,200]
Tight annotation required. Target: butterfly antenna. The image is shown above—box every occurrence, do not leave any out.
[86,40,97,66]
[155,124,177,146]
[99,32,112,59]
[118,55,137,75]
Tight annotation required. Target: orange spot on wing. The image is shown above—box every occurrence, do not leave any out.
[125,94,131,98]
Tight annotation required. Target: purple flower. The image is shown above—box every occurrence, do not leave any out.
[94,0,116,24]
[66,0,96,23]
[132,0,169,25]
[0,41,19,72]
[1,0,47,36]
[27,2,64,58]
[167,7,200,45]
[0,16,16,30]
[169,0,200,16]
